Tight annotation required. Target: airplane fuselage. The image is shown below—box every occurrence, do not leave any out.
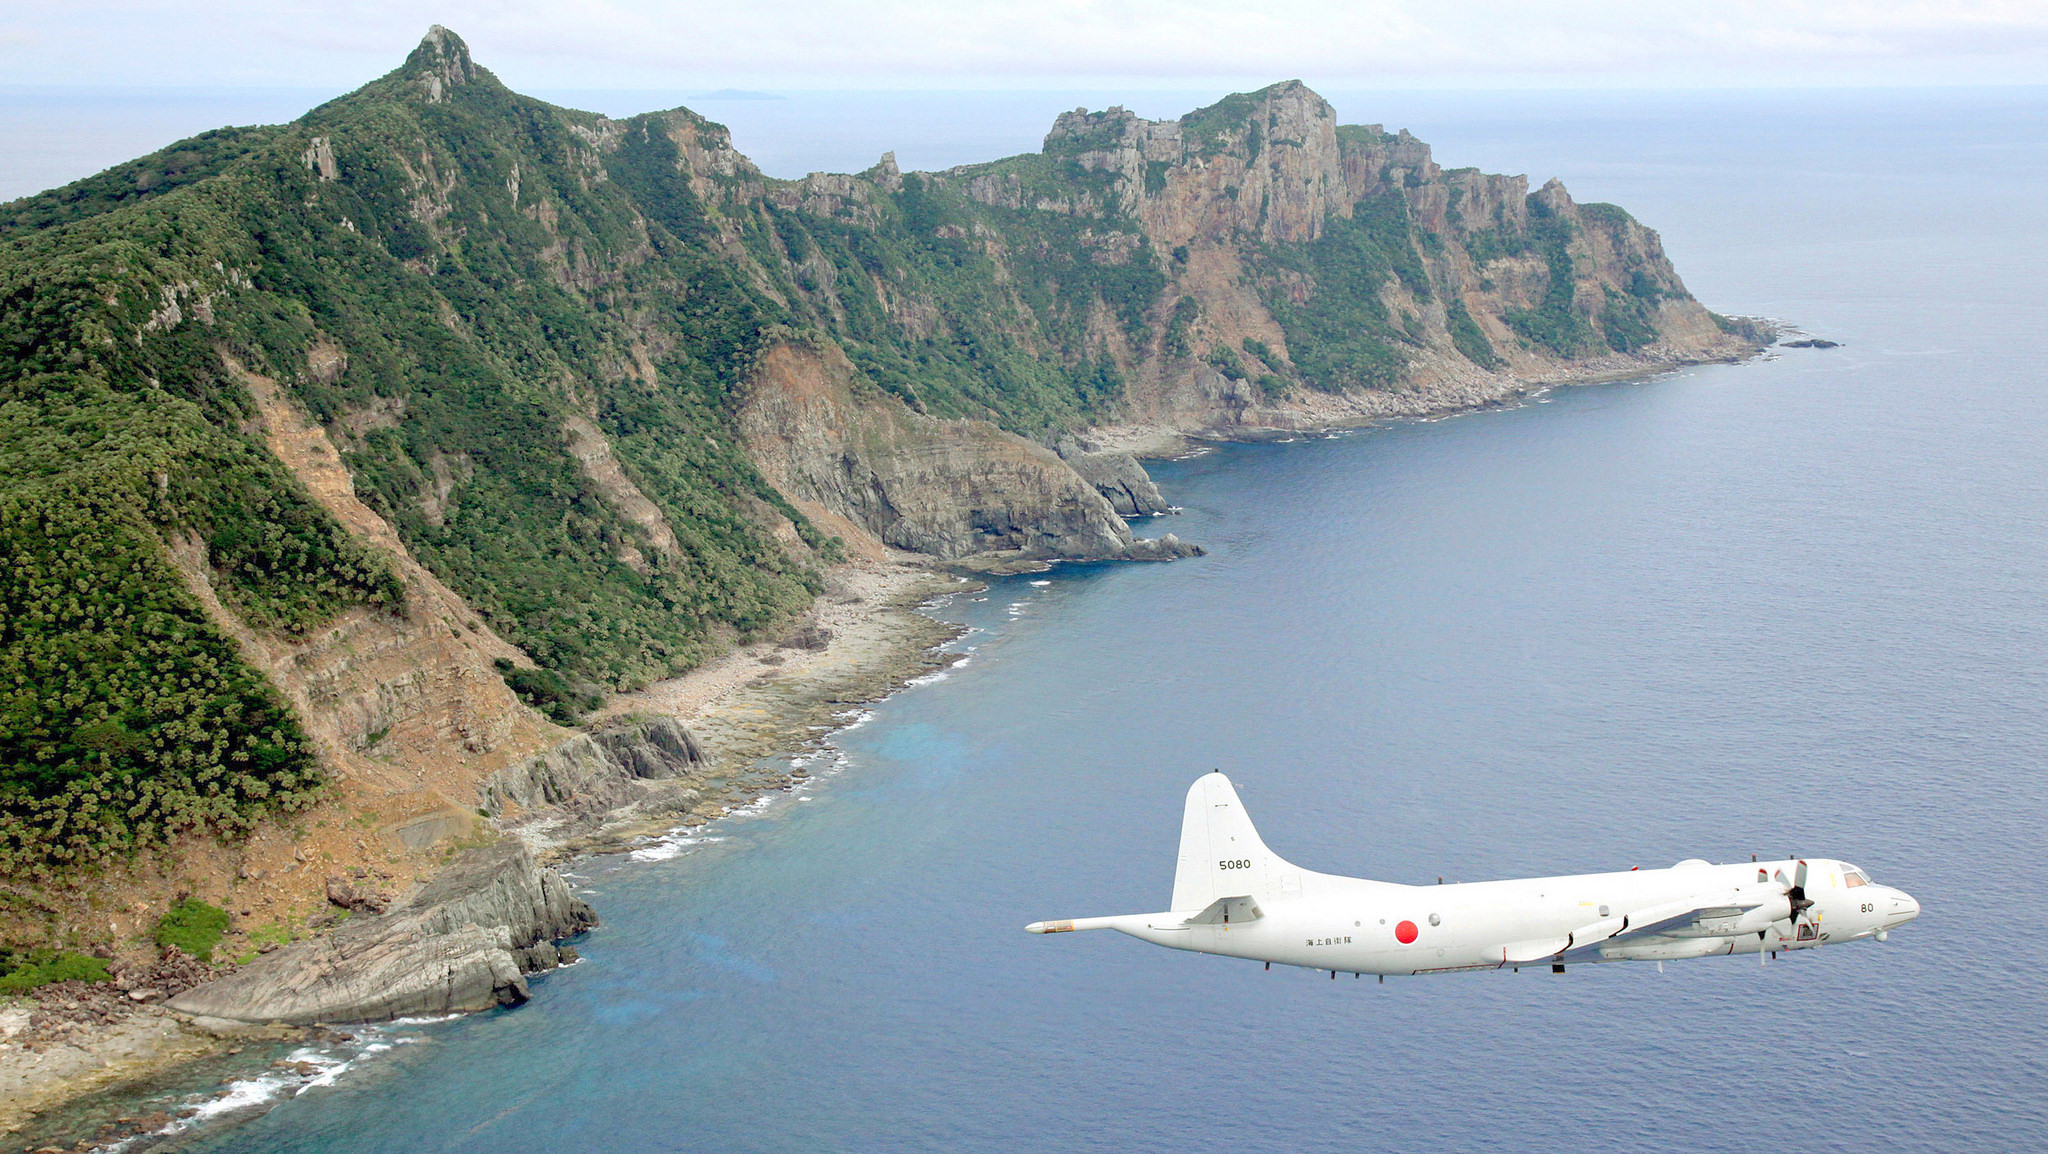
[1102,858,1917,975]
[1027,774,1921,976]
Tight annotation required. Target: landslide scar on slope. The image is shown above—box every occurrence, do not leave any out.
[196,353,563,803]
[561,414,680,574]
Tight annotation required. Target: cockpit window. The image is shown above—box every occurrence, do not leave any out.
[1843,867,1870,888]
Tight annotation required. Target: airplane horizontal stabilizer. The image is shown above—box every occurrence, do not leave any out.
[1181,896,1263,926]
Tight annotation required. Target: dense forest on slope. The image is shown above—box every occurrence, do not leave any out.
[0,28,1744,877]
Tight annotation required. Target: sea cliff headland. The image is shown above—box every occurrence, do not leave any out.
[0,25,1765,1139]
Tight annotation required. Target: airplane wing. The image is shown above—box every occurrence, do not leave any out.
[1544,896,1786,964]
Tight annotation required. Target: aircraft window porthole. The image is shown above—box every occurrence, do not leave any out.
[1428,913,1441,927]
[1599,905,1610,917]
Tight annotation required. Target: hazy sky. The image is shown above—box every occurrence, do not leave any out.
[3,1,2046,90]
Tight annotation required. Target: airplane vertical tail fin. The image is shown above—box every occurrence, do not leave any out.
[1171,772,1300,912]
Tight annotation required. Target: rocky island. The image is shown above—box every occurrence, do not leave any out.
[0,26,1761,1133]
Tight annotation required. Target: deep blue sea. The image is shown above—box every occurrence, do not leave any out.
[7,86,2046,1151]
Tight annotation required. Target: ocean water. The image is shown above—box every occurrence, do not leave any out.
[8,87,2046,1150]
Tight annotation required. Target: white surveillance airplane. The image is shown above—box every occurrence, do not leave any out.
[1026,773,1920,977]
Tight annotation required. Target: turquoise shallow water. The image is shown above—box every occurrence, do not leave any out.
[36,87,2046,1150]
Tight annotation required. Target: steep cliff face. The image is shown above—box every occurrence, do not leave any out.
[1041,82,1349,247]
[481,716,712,847]
[737,342,1193,562]
[926,81,1744,436]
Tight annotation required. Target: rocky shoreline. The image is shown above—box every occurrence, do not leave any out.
[0,559,973,1145]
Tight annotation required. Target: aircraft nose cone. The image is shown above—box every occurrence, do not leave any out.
[1883,888,1921,929]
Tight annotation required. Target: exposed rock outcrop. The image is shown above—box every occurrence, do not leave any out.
[930,82,1756,439]
[1057,439,1172,515]
[168,841,593,1026]
[203,357,559,792]
[737,341,1202,564]
[481,716,710,837]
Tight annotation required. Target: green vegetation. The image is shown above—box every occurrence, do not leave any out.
[771,158,1161,436]
[0,126,278,236]
[1181,90,1264,155]
[1577,202,1635,229]
[1500,203,1599,357]
[1445,298,1501,369]
[1599,290,1660,353]
[0,446,329,876]
[1461,227,1529,266]
[0,948,110,992]
[1334,124,1400,149]
[1206,346,1247,379]
[154,898,230,962]
[0,40,825,873]
[0,33,1686,882]
[494,659,602,726]
[1247,192,1424,391]
[235,913,315,963]
[1162,296,1200,358]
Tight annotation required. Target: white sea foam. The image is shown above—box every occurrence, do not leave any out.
[290,1047,356,1090]
[628,832,726,862]
[1029,579,1051,587]
[184,1073,289,1122]
[112,1021,443,1151]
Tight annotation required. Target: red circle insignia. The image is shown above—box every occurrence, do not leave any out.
[1395,920,1419,944]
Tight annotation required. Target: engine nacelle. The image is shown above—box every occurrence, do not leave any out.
[1599,937,1739,962]
[1671,893,1792,938]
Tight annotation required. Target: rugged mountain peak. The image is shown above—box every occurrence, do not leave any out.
[1042,104,1141,153]
[1036,80,1344,245]
[1532,175,1578,218]
[404,24,477,103]
[864,150,904,191]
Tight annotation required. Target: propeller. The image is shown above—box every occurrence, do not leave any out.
[1770,859,1814,920]
[1787,859,1814,920]
[1761,860,1812,965]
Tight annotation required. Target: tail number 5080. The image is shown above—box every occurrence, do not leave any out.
[1219,859,1253,870]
